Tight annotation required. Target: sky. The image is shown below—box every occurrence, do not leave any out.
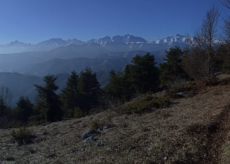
[0,0,225,44]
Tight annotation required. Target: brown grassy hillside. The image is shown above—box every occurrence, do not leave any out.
[1,76,230,164]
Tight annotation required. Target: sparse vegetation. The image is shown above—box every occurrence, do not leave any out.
[122,95,170,114]
[90,119,100,131]
[11,127,35,145]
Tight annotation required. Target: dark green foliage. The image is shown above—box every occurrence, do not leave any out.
[0,86,12,116]
[122,95,170,114]
[11,127,35,145]
[104,52,159,102]
[34,75,62,122]
[90,119,100,131]
[74,107,85,118]
[29,100,47,125]
[166,81,197,98]
[77,68,102,113]
[0,97,6,116]
[61,70,81,118]
[104,70,131,102]
[16,96,33,123]
[159,46,187,87]
[125,52,159,94]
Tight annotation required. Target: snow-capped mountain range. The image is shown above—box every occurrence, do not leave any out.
[0,34,220,54]
[0,38,85,53]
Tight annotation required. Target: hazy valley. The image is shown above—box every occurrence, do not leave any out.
[0,34,187,106]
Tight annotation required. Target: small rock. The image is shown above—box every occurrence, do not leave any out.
[82,130,100,139]
[81,148,87,151]
[129,146,136,152]
[176,92,183,96]
[97,141,104,146]
[97,128,102,132]
[103,126,108,130]
[84,136,97,144]
[214,72,221,75]
[164,156,168,160]
[72,148,79,153]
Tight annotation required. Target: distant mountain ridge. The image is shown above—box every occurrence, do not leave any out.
[87,34,147,44]
[0,38,85,53]
[0,34,189,54]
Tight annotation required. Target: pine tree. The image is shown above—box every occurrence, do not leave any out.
[16,96,33,123]
[77,68,101,113]
[125,52,159,94]
[61,70,80,118]
[104,70,130,102]
[0,97,6,116]
[159,46,187,87]
[34,75,62,122]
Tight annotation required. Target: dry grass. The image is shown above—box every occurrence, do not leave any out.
[1,78,230,163]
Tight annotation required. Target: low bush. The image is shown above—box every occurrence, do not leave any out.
[122,95,170,114]
[11,127,36,145]
[166,81,196,98]
[90,120,100,131]
[90,117,115,131]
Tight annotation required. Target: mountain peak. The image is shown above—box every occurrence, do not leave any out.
[175,34,184,37]
[88,34,146,44]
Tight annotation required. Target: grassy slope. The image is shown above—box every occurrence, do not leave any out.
[1,76,230,163]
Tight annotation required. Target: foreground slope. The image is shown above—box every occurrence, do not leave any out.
[1,78,230,163]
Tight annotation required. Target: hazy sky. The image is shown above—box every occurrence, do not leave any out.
[0,0,224,44]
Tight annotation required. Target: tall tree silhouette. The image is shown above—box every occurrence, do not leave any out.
[160,46,187,87]
[34,75,62,122]
[183,5,220,84]
[125,52,159,94]
[77,68,101,113]
[16,96,33,123]
[61,70,80,118]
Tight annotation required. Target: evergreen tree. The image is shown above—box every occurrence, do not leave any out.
[159,46,187,86]
[104,70,130,102]
[125,52,159,94]
[61,70,80,118]
[34,75,62,122]
[0,97,6,116]
[77,68,101,113]
[16,96,33,123]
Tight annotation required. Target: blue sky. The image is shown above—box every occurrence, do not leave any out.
[0,0,224,44]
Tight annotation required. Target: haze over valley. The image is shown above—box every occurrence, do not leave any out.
[0,34,191,105]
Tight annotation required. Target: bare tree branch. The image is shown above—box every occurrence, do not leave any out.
[183,5,220,84]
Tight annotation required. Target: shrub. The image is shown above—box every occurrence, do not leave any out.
[74,107,85,118]
[90,117,115,131]
[11,127,36,145]
[166,80,196,98]
[122,95,170,114]
[90,120,100,131]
